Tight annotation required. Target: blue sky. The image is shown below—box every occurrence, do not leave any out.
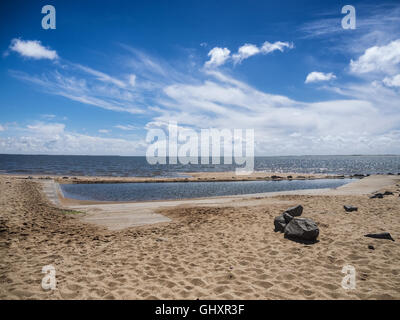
[1,0,400,155]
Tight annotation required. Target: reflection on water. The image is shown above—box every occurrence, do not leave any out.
[0,155,399,176]
[60,178,353,202]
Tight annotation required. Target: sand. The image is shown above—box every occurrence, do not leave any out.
[0,174,400,299]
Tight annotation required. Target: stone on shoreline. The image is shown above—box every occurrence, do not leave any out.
[284,217,319,242]
[364,232,395,241]
[284,205,303,217]
[283,212,294,223]
[274,215,286,233]
[369,193,384,199]
[344,205,358,212]
[383,191,393,195]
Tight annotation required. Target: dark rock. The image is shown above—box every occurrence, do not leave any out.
[369,193,384,199]
[388,173,394,175]
[284,218,319,242]
[344,205,358,212]
[283,212,294,224]
[274,215,286,233]
[287,175,293,179]
[364,232,395,241]
[285,205,303,217]
[383,191,394,195]
[353,174,365,178]
[271,175,282,179]
[368,245,375,250]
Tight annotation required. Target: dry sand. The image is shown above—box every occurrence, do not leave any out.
[0,174,399,299]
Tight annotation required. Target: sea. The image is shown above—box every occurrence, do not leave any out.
[1,154,399,177]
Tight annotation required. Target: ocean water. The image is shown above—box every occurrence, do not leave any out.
[60,179,353,202]
[0,154,399,176]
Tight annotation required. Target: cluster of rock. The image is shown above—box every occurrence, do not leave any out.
[274,205,319,242]
[369,191,394,199]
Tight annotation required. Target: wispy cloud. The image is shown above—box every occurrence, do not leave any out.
[6,35,400,155]
[74,63,127,88]
[9,68,144,115]
[114,124,140,131]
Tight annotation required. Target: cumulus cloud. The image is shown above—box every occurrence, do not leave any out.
[383,74,400,87]
[350,39,400,74]
[9,39,58,60]
[223,41,294,65]
[305,71,336,84]
[205,47,230,68]
[232,44,260,64]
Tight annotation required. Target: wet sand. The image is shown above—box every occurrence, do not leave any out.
[0,174,399,299]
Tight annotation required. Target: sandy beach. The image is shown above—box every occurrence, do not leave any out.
[0,173,399,299]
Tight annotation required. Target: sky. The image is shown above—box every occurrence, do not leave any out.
[1,0,400,156]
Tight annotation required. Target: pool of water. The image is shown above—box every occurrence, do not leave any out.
[60,178,353,202]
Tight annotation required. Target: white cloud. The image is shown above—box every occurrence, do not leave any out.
[114,124,139,131]
[232,44,260,64]
[128,74,136,86]
[350,39,400,74]
[299,4,400,55]
[383,74,400,87]
[305,71,336,83]
[74,64,126,88]
[0,122,146,155]
[98,129,110,133]
[261,41,293,54]
[41,114,56,119]
[154,70,400,155]
[10,69,144,115]
[0,124,4,132]
[9,39,58,60]
[230,41,294,65]
[205,47,231,68]
[27,123,65,136]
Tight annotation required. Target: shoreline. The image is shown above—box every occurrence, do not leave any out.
[0,171,364,185]
[45,175,399,230]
